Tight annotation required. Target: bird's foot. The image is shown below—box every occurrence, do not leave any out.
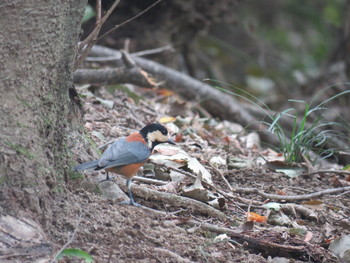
[120,200,141,207]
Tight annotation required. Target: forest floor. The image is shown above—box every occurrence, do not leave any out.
[54,85,350,263]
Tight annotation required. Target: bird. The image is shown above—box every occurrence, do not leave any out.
[73,123,175,206]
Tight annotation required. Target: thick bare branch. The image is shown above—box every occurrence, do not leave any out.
[73,67,157,87]
[89,45,279,146]
[115,177,227,221]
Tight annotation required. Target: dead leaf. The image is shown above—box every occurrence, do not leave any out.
[140,69,158,86]
[265,160,307,178]
[159,116,177,123]
[214,234,230,241]
[276,189,287,195]
[209,156,226,167]
[302,200,326,211]
[169,170,186,182]
[329,235,350,263]
[304,231,313,242]
[155,145,179,156]
[182,172,211,202]
[158,182,179,193]
[207,196,226,210]
[244,132,261,149]
[268,212,292,226]
[156,88,175,96]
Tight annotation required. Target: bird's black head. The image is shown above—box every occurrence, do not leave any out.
[139,123,175,150]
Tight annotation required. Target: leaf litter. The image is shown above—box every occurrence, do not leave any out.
[60,85,350,262]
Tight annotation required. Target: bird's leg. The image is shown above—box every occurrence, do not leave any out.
[96,172,115,186]
[121,178,141,207]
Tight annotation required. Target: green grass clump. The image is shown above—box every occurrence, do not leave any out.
[267,100,335,163]
[5,141,35,159]
[206,79,350,164]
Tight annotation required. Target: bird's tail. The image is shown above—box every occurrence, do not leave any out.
[73,160,99,171]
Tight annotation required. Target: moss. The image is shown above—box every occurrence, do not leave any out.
[17,97,32,108]
[16,122,30,128]
[0,175,8,184]
[5,141,35,159]
[84,131,101,156]
[54,186,65,194]
[42,117,53,127]
[68,170,84,180]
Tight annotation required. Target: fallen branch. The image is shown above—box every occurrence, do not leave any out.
[73,67,156,87]
[115,177,227,221]
[173,219,336,262]
[233,185,350,201]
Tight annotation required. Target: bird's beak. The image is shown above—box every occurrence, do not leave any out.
[167,138,176,145]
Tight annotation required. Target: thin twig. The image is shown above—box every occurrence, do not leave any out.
[96,0,102,22]
[334,190,350,197]
[74,0,121,69]
[86,45,174,62]
[133,175,168,186]
[50,208,83,263]
[97,0,162,41]
[233,185,350,201]
[301,170,350,176]
[209,164,232,191]
[131,45,174,57]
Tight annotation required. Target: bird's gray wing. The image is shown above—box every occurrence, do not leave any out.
[97,138,151,169]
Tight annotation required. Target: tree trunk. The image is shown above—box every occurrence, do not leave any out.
[0,0,86,261]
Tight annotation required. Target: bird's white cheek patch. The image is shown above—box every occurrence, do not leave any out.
[147,130,168,143]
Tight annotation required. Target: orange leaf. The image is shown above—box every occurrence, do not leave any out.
[276,189,287,196]
[246,212,267,223]
[156,88,175,96]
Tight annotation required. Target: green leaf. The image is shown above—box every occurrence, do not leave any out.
[56,248,93,262]
[82,5,96,23]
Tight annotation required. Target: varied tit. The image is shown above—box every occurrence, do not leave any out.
[74,123,175,206]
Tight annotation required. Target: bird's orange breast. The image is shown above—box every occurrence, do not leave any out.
[106,163,144,178]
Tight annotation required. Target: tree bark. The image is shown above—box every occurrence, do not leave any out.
[0,0,86,261]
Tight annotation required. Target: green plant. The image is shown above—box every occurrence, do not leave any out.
[82,5,96,23]
[267,99,335,163]
[206,79,350,164]
[5,141,35,159]
[55,248,93,262]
